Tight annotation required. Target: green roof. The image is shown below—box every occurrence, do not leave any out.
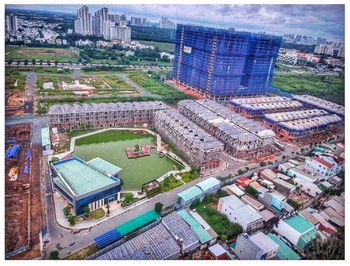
[297,229,317,249]
[267,233,300,260]
[41,127,51,147]
[285,214,314,233]
[196,177,220,192]
[177,209,212,244]
[87,157,122,175]
[177,186,203,203]
[53,157,117,196]
[116,210,159,236]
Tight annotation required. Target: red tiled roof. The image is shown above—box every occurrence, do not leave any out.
[318,223,336,235]
[314,156,333,169]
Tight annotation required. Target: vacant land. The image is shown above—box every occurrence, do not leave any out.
[6,47,79,62]
[137,40,175,54]
[272,74,344,106]
[5,69,26,91]
[5,124,44,259]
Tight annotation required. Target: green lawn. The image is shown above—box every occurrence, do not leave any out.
[272,74,344,106]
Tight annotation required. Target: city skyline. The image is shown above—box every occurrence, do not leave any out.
[5,2,345,43]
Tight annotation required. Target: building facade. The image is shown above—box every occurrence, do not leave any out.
[50,157,122,216]
[172,24,282,100]
[48,101,169,130]
[154,109,223,170]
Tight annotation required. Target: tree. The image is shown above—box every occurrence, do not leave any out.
[124,193,134,203]
[68,214,76,226]
[154,202,163,214]
[49,250,60,260]
[282,155,286,160]
[134,144,140,152]
[63,205,71,217]
[31,59,36,65]
[83,206,90,217]
[237,169,244,175]
[259,161,267,167]
[306,230,344,260]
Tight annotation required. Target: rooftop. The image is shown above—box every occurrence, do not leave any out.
[196,177,220,192]
[226,184,245,197]
[231,205,262,223]
[176,209,212,244]
[96,223,180,260]
[267,233,300,260]
[250,232,279,254]
[162,212,199,248]
[285,214,314,233]
[177,186,203,203]
[52,157,119,196]
[220,195,246,211]
[41,127,50,147]
[87,157,122,176]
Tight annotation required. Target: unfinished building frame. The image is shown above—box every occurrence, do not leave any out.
[153,109,223,171]
[228,96,303,120]
[293,95,344,119]
[172,24,282,100]
[48,101,170,130]
[263,109,343,144]
[178,99,275,159]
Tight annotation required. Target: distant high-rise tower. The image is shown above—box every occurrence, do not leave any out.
[95,7,108,37]
[6,14,18,32]
[75,6,92,35]
[172,24,282,100]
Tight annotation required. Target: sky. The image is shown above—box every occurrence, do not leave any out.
[5,1,346,43]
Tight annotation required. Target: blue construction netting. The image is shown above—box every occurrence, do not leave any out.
[23,161,29,174]
[25,148,31,161]
[173,24,282,96]
[94,229,122,249]
[6,145,20,159]
[5,147,12,158]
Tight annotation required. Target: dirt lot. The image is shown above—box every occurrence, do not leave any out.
[5,123,44,259]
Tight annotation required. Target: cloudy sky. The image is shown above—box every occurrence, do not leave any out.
[6,1,345,42]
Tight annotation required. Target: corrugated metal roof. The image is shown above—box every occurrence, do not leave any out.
[267,233,300,260]
[177,209,212,244]
[250,232,279,254]
[196,177,220,192]
[285,214,314,233]
[41,127,51,147]
[177,186,203,203]
[116,210,159,236]
[87,157,122,175]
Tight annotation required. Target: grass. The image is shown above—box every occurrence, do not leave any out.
[127,72,192,103]
[6,65,73,74]
[272,73,344,106]
[137,40,175,54]
[102,76,135,91]
[181,171,199,183]
[89,208,105,220]
[62,244,98,260]
[75,130,154,145]
[161,176,183,192]
[5,69,26,91]
[5,47,80,62]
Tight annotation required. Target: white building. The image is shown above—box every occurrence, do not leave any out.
[305,155,344,179]
[217,195,263,233]
[294,177,322,197]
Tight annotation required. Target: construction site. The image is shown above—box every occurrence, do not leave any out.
[178,99,276,159]
[263,109,343,144]
[228,96,303,119]
[5,123,44,259]
[171,24,282,100]
[153,109,223,170]
[48,101,170,131]
[293,94,345,119]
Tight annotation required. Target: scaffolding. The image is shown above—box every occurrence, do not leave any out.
[48,101,170,130]
[153,109,223,170]
[178,99,275,159]
[172,24,282,99]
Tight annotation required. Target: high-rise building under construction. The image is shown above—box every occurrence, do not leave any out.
[172,24,282,100]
